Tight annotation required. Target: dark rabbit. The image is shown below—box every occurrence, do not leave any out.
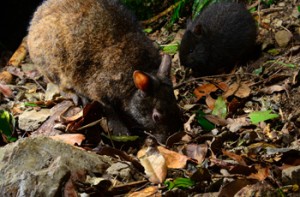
[27,0,182,141]
[179,2,257,76]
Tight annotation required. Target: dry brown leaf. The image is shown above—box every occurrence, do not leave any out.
[219,178,258,197]
[157,146,189,169]
[0,71,13,84]
[50,134,85,146]
[138,146,167,184]
[222,149,247,166]
[205,95,216,110]
[185,144,208,164]
[194,83,218,101]
[61,109,83,123]
[215,81,229,91]
[223,82,251,98]
[205,114,228,126]
[8,37,28,66]
[128,186,160,197]
[226,117,250,132]
[0,83,13,97]
[260,84,285,94]
[184,114,196,132]
[248,164,270,181]
[235,83,251,98]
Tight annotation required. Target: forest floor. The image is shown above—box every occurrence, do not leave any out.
[0,0,300,196]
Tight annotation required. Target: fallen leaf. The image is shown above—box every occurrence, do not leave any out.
[248,164,270,181]
[205,95,216,110]
[260,84,286,94]
[0,71,13,84]
[223,82,251,98]
[128,186,160,197]
[204,114,228,126]
[212,96,227,118]
[184,143,208,164]
[50,134,85,146]
[226,117,250,132]
[222,149,247,166]
[165,177,195,190]
[249,110,279,124]
[138,146,167,184]
[0,83,13,97]
[196,110,215,132]
[194,83,218,101]
[219,178,258,197]
[157,146,189,169]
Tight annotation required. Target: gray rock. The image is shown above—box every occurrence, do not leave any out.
[275,30,293,47]
[0,137,112,196]
[282,165,300,184]
[18,109,50,131]
[106,162,133,181]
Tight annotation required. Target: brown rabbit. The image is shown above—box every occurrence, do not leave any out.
[27,0,182,141]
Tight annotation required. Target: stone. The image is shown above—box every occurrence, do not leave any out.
[18,108,50,131]
[275,30,293,47]
[0,137,112,196]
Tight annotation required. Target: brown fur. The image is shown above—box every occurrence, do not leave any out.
[27,0,181,140]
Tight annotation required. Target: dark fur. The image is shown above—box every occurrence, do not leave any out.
[179,2,257,76]
[27,0,181,141]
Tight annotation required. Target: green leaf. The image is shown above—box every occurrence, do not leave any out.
[265,60,296,68]
[161,43,179,54]
[143,28,153,34]
[0,110,17,142]
[267,48,280,56]
[253,66,263,75]
[196,110,215,131]
[249,110,279,124]
[24,102,39,107]
[298,6,300,12]
[212,96,227,118]
[165,177,195,190]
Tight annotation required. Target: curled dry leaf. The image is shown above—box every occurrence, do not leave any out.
[8,37,28,67]
[128,186,160,197]
[184,114,196,132]
[219,178,258,197]
[222,149,247,166]
[194,83,218,101]
[61,109,83,123]
[157,146,189,169]
[205,94,216,110]
[223,82,251,99]
[205,114,228,126]
[50,134,85,146]
[138,146,167,184]
[226,117,250,132]
[259,84,286,94]
[0,71,13,84]
[0,83,13,97]
[184,143,208,164]
[248,164,270,181]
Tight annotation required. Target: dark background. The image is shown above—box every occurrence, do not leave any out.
[0,0,43,51]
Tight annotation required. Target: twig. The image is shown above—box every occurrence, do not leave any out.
[173,73,258,89]
[252,7,284,16]
[141,1,181,25]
